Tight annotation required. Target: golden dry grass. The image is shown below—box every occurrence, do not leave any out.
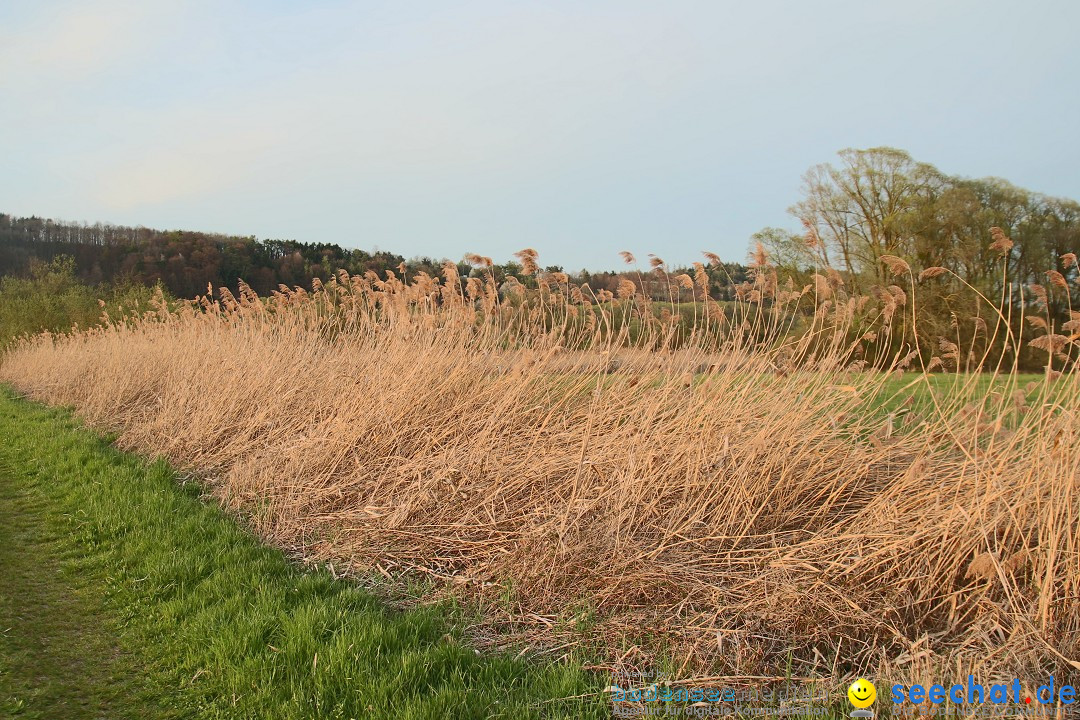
[1,251,1077,691]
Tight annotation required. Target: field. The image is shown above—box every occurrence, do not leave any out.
[1,260,1078,703]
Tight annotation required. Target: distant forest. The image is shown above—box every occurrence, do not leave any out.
[0,213,751,301]
[0,215,419,299]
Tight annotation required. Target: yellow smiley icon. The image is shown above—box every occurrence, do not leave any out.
[848,679,876,709]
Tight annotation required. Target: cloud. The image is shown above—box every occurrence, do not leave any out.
[73,3,712,211]
[91,123,285,211]
[0,0,186,91]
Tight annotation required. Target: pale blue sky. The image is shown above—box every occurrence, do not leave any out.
[1,0,1077,269]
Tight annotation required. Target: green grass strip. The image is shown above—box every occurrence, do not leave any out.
[0,388,605,719]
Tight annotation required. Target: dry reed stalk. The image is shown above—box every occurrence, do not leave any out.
[1,251,1077,690]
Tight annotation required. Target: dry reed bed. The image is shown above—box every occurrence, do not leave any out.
[1,257,1077,689]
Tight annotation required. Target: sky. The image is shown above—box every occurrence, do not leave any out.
[1,0,1078,270]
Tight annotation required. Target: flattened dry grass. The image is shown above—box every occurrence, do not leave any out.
[2,256,1078,690]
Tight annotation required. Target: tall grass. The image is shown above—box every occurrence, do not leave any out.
[1,235,1077,690]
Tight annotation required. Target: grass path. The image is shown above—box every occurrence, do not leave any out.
[0,451,164,719]
[0,388,605,719]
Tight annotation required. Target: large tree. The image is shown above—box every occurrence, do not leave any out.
[791,147,944,293]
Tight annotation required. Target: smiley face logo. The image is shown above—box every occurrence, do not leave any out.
[848,679,876,709]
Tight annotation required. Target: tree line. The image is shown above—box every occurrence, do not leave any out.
[758,147,1078,295]
[0,213,752,302]
[0,216,415,299]
[753,147,1079,371]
